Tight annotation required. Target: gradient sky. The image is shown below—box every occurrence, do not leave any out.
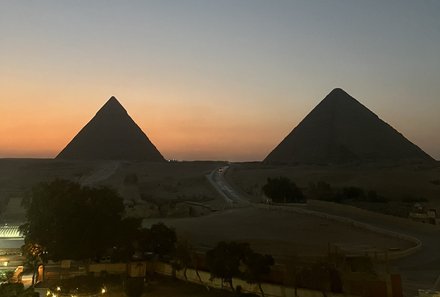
[1,1,439,161]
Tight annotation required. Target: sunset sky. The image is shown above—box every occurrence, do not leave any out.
[1,1,439,161]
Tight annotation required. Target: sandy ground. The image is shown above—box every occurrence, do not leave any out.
[0,159,222,199]
[143,207,413,259]
[226,163,440,217]
[0,159,225,221]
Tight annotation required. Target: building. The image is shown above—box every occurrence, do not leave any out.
[409,204,440,225]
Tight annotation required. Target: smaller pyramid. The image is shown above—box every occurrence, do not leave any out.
[264,88,434,164]
[56,97,165,161]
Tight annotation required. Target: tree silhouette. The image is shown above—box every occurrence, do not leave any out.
[206,241,249,291]
[263,177,305,203]
[21,179,139,261]
[206,241,274,294]
[21,242,45,286]
[172,238,194,279]
[242,250,274,297]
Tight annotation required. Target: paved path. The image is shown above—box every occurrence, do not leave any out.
[206,166,250,208]
[80,161,120,186]
[210,165,440,296]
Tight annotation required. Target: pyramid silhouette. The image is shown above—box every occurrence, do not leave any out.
[264,88,434,164]
[56,97,165,161]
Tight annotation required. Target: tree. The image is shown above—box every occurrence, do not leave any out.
[21,243,45,286]
[308,181,336,201]
[262,177,305,203]
[111,217,142,262]
[206,241,274,295]
[242,251,274,297]
[172,238,194,279]
[20,179,140,261]
[149,223,177,260]
[0,270,14,283]
[206,241,250,291]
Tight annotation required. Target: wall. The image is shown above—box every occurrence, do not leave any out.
[150,261,358,297]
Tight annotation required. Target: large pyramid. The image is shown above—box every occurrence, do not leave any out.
[264,88,434,164]
[56,97,165,161]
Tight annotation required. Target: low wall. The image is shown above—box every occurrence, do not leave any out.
[253,202,422,260]
[89,263,127,274]
[151,261,357,297]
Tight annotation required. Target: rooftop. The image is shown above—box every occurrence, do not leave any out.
[0,224,23,238]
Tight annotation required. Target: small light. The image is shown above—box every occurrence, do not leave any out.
[56,286,61,291]
[101,287,107,294]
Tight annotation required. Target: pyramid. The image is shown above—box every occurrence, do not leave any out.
[264,88,434,164]
[56,97,165,161]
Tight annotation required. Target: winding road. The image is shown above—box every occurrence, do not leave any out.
[208,165,440,297]
[206,165,250,208]
[79,161,120,186]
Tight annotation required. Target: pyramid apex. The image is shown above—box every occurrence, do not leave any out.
[106,96,121,105]
[99,96,126,114]
[330,87,345,93]
[327,88,351,98]
[321,88,357,107]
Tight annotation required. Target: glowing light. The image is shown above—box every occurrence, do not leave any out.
[101,287,107,294]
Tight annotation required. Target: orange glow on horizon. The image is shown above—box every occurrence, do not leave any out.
[0,81,298,161]
[1,77,438,161]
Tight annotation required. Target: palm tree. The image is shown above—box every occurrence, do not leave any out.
[21,242,45,286]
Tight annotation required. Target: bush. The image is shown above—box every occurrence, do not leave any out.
[262,177,305,203]
[308,181,335,201]
[0,270,14,283]
[308,182,387,204]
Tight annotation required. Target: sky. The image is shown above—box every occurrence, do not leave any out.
[1,0,439,161]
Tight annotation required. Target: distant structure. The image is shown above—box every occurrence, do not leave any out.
[0,224,24,257]
[408,204,440,225]
[264,88,434,164]
[56,96,165,161]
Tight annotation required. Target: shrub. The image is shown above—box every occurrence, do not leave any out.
[308,181,335,201]
[262,177,305,203]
